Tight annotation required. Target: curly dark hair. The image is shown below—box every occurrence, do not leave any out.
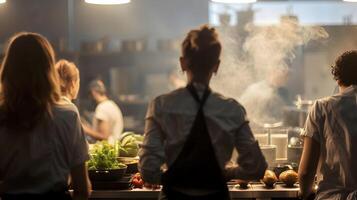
[331,50,357,86]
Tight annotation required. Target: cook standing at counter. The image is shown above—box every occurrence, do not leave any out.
[83,80,124,144]
[299,51,357,200]
[139,25,267,200]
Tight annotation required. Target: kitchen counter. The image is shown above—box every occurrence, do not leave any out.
[89,183,300,200]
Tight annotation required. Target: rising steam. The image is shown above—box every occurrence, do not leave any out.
[212,17,329,126]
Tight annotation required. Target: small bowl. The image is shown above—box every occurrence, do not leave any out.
[118,157,139,174]
[238,182,249,189]
[89,167,127,182]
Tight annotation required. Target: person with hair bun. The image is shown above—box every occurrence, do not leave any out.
[55,59,80,104]
[299,50,357,200]
[83,79,124,144]
[139,25,267,200]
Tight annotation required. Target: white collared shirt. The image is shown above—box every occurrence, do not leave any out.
[139,85,267,184]
[301,85,357,199]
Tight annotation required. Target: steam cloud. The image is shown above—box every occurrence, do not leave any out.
[211,17,329,126]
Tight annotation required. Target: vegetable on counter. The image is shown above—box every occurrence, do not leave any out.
[279,170,298,187]
[132,173,144,188]
[262,170,278,188]
[118,132,144,157]
[88,141,127,170]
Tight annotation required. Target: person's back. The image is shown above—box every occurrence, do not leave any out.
[139,25,267,200]
[0,103,88,194]
[0,32,90,200]
[84,80,124,143]
[148,86,258,170]
[305,86,357,199]
[299,51,357,200]
[94,99,124,143]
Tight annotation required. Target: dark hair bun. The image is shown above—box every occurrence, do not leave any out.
[182,25,222,76]
[190,25,219,51]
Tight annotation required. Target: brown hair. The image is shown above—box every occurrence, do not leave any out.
[0,32,61,130]
[331,50,357,86]
[182,25,222,77]
[55,59,79,97]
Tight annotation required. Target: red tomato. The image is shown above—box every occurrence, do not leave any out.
[133,173,141,179]
[132,178,144,188]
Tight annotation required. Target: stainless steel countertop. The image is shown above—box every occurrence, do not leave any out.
[89,183,299,199]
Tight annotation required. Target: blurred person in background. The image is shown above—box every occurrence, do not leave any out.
[0,32,90,200]
[299,50,357,200]
[82,80,124,144]
[139,25,267,200]
[55,59,80,107]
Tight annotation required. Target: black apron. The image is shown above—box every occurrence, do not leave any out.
[161,84,230,200]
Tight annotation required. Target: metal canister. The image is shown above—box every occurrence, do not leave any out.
[260,145,277,168]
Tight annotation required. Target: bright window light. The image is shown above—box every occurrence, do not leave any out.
[343,0,357,2]
[85,0,131,5]
[211,0,256,4]
[0,0,6,4]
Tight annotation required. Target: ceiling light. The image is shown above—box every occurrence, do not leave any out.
[343,0,357,2]
[85,0,131,5]
[0,0,6,4]
[211,0,256,4]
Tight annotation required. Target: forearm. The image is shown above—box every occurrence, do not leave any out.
[72,192,90,200]
[82,124,108,140]
[138,145,164,184]
[228,141,267,181]
[299,173,315,199]
[71,164,92,200]
[298,137,320,199]
[225,158,267,181]
[230,123,267,181]
[140,168,163,185]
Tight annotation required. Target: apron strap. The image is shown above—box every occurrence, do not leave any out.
[186,84,211,107]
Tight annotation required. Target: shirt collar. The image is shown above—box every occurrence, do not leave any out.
[191,82,209,91]
[341,85,357,95]
[61,96,72,104]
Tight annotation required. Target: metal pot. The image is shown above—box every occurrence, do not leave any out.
[81,41,104,53]
[121,39,147,52]
[283,106,309,127]
[283,95,314,128]
[157,39,180,52]
[288,145,303,165]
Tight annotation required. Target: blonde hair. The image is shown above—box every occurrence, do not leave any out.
[55,59,79,97]
[0,32,61,130]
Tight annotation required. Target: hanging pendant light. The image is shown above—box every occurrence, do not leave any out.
[85,0,131,5]
[0,0,6,4]
[211,0,256,4]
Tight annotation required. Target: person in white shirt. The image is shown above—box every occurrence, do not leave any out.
[83,80,124,144]
[0,32,90,200]
[299,50,357,200]
[139,25,267,200]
